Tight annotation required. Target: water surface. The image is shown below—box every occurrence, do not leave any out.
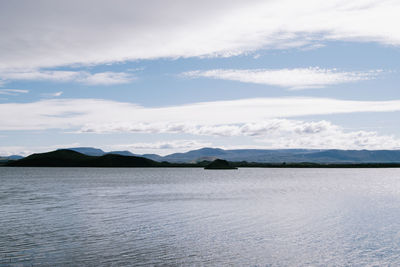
[1,167,400,266]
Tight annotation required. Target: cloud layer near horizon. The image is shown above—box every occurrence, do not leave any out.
[83,119,400,150]
[1,119,399,156]
[1,0,400,69]
[1,97,400,150]
[2,97,400,131]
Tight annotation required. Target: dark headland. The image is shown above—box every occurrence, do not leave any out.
[6,150,161,168]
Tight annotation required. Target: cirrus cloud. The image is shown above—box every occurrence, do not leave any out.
[1,0,400,69]
[0,89,29,95]
[183,68,381,89]
[0,69,135,86]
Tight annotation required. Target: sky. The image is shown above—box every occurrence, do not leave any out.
[1,0,400,156]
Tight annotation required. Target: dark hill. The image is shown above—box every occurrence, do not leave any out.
[7,149,160,167]
[9,150,92,167]
[88,153,160,167]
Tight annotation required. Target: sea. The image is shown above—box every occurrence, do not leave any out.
[1,167,400,266]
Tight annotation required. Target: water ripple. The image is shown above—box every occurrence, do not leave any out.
[1,167,400,266]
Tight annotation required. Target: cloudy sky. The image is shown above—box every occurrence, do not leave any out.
[1,0,400,156]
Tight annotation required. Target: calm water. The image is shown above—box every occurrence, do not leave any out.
[1,168,400,266]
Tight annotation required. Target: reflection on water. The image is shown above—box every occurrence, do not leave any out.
[1,167,400,266]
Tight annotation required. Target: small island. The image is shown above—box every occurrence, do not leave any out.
[204,159,238,170]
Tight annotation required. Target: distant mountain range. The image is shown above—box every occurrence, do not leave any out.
[6,149,400,168]
[0,155,24,164]
[3,147,400,164]
[162,148,400,163]
[64,147,400,163]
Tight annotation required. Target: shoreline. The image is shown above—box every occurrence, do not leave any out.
[3,163,400,168]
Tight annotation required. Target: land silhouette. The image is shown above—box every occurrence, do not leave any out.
[4,149,400,168]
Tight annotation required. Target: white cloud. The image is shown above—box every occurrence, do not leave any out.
[41,91,63,97]
[82,72,135,85]
[2,97,400,131]
[183,68,380,89]
[252,120,400,150]
[0,89,29,95]
[0,69,135,85]
[1,0,400,69]
[79,120,337,136]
